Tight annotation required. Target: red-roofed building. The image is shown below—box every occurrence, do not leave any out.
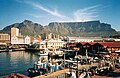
[68,42,120,53]
[99,42,120,52]
[30,36,42,43]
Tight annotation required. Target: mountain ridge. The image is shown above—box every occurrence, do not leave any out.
[0,20,117,37]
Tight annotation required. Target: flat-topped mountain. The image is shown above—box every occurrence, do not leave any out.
[0,20,117,37]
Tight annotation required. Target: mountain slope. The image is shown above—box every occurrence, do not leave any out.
[0,20,117,37]
[48,21,117,37]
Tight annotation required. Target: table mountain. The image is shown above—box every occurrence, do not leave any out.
[0,20,117,37]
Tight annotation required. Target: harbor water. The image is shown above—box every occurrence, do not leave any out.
[0,51,40,77]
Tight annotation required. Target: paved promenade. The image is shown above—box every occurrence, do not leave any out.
[34,69,69,78]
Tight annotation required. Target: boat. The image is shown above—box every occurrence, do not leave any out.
[27,56,64,77]
[3,73,29,78]
[38,48,49,56]
[8,49,13,52]
[38,48,64,58]
[38,52,48,56]
[50,49,64,58]
[0,49,8,52]
[115,50,120,52]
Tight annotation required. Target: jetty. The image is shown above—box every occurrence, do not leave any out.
[34,69,69,78]
[33,63,98,78]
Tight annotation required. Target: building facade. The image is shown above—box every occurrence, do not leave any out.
[0,33,10,44]
[0,33,10,41]
[66,37,118,43]
[11,27,19,37]
[46,39,66,49]
[11,27,30,44]
[25,36,31,44]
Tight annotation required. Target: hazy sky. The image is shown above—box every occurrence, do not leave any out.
[0,0,120,30]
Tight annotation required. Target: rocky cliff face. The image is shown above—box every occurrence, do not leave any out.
[0,20,117,37]
[48,21,117,37]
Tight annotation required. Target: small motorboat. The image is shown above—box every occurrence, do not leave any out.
[38,48,49,56]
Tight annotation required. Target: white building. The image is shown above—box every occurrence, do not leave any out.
[11,36,18,44]
[11,35,30,44]
[29,39,66,50]
[11,27,30,44]
[67,37,103,43]
[39,41,46,49]
[46,39,66,49]
[67,37,119,43]
[24,36,31,44]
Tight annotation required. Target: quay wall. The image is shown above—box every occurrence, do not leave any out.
[34,69,69,78]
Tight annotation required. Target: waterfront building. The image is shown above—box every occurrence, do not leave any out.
[68,42,120,54]
[46,33,62,40]
[25,36,31,44]
[11,35,30,44]
[99,42,120,52]
[10,27,30,44]
[11,36,18,44]
[46,39,66,49]
[30,36,42,44]
[0,33,10,43]
[67,37,103,43]
[0,33,10,48]
[66,36,117,43]
[11,27,19,37]
[27,39,66,50]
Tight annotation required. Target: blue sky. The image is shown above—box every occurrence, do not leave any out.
[0,0,120,31]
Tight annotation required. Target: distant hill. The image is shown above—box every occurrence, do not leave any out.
[118,31,120,34]
[0,20,118,37]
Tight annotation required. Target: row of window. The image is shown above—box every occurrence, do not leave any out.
[11,38,30,44]
[0,35,10,40]
[48,46,62,49]
[47,43,64,45]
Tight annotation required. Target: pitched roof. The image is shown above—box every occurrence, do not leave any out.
[99,42,120,47]
[69,42,120,48]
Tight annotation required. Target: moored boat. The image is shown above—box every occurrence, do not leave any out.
[27,56,64,77]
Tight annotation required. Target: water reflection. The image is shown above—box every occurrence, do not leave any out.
[0,51,39,77]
